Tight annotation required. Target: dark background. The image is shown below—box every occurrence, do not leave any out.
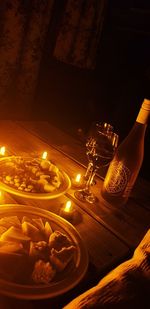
[34,1,150,181]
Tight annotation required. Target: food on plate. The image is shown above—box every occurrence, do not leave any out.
[45,221,53,238]
[32,259,56,284]
[29,241,49,260]
[49,230,72,251]
[0,226,7,236]
[50,245,76,272]
[0,215,77,285]
[22,221,43,241]
[0,157,62,194]
[0,241,23,254]
[0,226,31,243]
[0,216,21,229]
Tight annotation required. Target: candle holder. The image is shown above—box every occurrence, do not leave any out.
[59,201,81,224]
[0,146,12,157]
[71,174,86,189]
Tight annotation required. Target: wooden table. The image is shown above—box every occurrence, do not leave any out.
[0,120,149,309]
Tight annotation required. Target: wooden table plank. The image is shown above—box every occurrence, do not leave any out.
[0,120,149,249]
[11,121,150,248]
[17,120,150,210]
[16,120,108,179]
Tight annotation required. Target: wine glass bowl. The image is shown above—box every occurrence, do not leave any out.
[74,123,119,204]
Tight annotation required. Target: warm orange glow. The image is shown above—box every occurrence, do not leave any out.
[64,200,72,212]
[42,151,48,159]
[75,174,81,183]
[0,146,6,156]
[0,190,4,203]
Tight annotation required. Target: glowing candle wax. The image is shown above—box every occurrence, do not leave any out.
[42,151,48,160]
[0,146,6,156]
[0,191,5,204]
[71,173,85,189]
[75,174,81,183]
[59,200,76,221]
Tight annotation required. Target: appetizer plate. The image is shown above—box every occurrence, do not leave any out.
[0,156,71,199]
[0,205,89,299]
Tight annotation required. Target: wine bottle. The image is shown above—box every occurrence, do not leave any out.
[101,98,150,206]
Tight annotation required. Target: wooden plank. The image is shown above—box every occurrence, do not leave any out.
[16,120,88,165]
[17,120,150,207]
[15,121,150,247]
[0,121,149,249]
[16,120,108,179]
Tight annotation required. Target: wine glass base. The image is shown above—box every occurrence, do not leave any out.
[74,189,98,204]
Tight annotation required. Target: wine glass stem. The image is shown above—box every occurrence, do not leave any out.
[84,166,97,193]
[84,161,93,180]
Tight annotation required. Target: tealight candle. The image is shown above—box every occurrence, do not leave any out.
[0,146,6,156]
[71,173,85,189]
[41,151,48,160]
[59,200,76,222]
[75,173,81,183]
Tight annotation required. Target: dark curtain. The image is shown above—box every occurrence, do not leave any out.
[54,0,107,69]
[0,0,107,119]
[0,0,54,118]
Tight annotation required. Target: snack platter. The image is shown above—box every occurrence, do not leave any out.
[0,156,71,199]
[0,205,88,299]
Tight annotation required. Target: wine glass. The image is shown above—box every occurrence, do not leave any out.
[83,122,114,182]
[74,122,119,203]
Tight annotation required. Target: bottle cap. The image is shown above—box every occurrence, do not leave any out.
[142,99,150,111]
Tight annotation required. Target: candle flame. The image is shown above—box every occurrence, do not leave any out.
[75,174,81,183]
[0,190,4,204]
[0,146,5,156]
[42,151,48,159]
[0,190,3,199]
[64,200,72,212]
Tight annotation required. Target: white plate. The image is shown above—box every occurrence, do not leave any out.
[0,156,71,199]
[0,205,89,299]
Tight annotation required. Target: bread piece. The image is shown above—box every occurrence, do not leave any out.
[50,245,76,272]
[49,230,71,251]
[29,241,49,260]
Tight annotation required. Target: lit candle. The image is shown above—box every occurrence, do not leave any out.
[75,174,81,183]
[64,200,72,212]
[0,146,6,156]
[0,191,5,204]
[42,151,48,160]
[59,200,75,221]
[40,151,51,170]
[72,173,85,189]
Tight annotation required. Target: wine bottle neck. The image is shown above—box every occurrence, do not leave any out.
[136,106,150,125]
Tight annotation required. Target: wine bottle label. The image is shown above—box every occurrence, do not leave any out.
[104,160,131,195]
